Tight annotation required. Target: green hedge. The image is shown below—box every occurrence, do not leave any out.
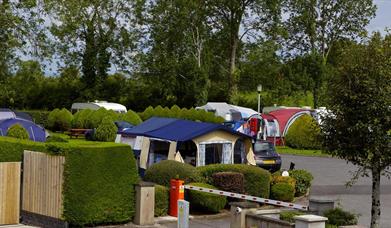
[324,208,358,226]
[47,108,73,131]
[187,182,227,213]
[154,185,169,217]
[19,110,50,127]
[285,115,321,150]
[94,116,117,142]
[0,137,138,226]
[144,160,203,187]
[139,105,224,123]
[197,164,271,198]
[271,182,295,202]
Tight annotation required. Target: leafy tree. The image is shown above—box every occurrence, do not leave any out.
[284,0,376,108]
[322,33,391,228]
[44,0,138,98]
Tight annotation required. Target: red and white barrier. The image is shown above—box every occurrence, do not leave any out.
[184,185,308,211]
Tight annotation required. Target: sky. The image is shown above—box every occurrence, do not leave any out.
[368,0,391,33]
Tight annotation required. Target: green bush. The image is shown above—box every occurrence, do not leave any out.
[155,185,169,217]
[7,124,30,140]
[280,210,306,223]
[289,170,313,196]
[90,108,118,129]
[197,164,271,198]
[271,183,295,202]
[46,135,69,143]
[19,110,50,127]
[94,116,117,142]
[118,110,143,126]
[0,137,138,226]
[47,108,73,131]
[144,160,202,187]
[285,115,321,150]
[187,182,227,213]
[72,109,94,129]
[212,172,244,194]
[324,208,358,226]
[271,175,296,194]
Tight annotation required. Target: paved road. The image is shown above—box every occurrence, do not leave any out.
[281,154,391,228]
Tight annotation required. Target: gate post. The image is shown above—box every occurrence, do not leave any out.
[169,179,184,217]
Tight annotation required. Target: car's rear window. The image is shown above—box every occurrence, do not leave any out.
[254,142,275,155]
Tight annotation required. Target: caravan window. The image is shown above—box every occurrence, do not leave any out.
[147,140,170,166]
[205,144,222,165]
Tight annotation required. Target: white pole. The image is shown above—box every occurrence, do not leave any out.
[177,200,189,228]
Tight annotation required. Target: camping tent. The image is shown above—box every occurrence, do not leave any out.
[0,118,46,142]
[118,117,256,173]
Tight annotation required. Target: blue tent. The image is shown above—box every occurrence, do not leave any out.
[0,118,46,142]
[121,117,250,142]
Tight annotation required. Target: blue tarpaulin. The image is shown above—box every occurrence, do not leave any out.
[121,117,250,142]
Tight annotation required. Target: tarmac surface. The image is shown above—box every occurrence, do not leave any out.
[281,154,391,228]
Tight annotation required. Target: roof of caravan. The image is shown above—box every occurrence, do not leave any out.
[71,102,127,111]
[121,117,251,142]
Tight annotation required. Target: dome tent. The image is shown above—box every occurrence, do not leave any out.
[0,118,46,142]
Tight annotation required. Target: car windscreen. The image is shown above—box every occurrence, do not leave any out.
[254,142,275,156]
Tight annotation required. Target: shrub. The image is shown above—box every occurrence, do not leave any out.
[90,108,118,128]
[271,175,296,190]
[140,106,154,120]
[118,110,143,126]
[285,115,321,149]
[72,109,94,129]
[7,124,30,140]
[271,183,295,202]
[187,182,227,213]
[47,108,73,131]
[155,185,169,217]
[324,208,358,226]
[197,164,271,198]
[280,210,306,223]
[144,160,202,187]
[94,116,117,142]
[20,110,50,127]
[289,170,313,196]
[212,172,244,194]
[46,135,69,143]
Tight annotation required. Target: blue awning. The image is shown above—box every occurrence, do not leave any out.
[121,117,250,142]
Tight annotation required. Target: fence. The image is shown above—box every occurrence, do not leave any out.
[22,151,65,219]
[0,162,21,225]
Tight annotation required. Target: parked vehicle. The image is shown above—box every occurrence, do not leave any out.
[253,140,281,172]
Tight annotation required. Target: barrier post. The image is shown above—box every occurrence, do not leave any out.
[169,179,184,217]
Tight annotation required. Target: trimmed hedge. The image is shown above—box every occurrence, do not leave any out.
[271,175,296,190]
[187,182,227,213]
[197,164,271,198]
[270,183,295,202]
[155,185,169,217]
[47,108,73,131]
[139,105,224,123]
[0,137,138,226]
[289,170,313,196]
[119,110,143,126]
[285,115,321,150]
[144,160,203,187]
[212,172,244,194]
[7,124,30,140]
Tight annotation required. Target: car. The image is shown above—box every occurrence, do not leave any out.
[253,140,281,173]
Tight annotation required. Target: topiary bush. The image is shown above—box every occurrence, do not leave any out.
[89,108,118,129]
[271,175,296,194]
[187,182,227,213]
[94,116,117,142]
[285,115,321,149]
[324,208,358,226]
[144,160,203,187]
[212,172,244,194]
[118,110,142,126]
[155,185,169,217]
[47,108,73,131]
[271,182,295,202]
[72,109,94,129]
[7,124,30,140]
[197,164,271,198]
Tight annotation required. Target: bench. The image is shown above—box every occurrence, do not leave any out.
[68,129,89,138]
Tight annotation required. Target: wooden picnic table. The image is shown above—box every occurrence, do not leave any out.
[68,129,89,138]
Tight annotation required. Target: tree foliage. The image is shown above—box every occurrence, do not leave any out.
[322,33,391,228]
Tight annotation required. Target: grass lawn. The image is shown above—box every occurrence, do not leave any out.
[276,146,330,157]
[48,132,121,147]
